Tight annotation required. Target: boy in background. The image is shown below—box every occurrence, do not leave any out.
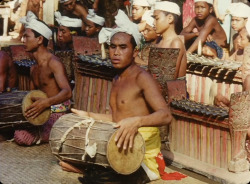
[154,1,187,79]
[226,3,250,61]
[181,0,227,59]
[55,11,82,50]
[85,9,105,37]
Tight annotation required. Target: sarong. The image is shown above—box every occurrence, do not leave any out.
[205,41,223,59]
[14,100,71,146]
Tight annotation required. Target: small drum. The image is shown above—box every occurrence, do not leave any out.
[49,113,145,175]
[22,90,51,126]
[0,91,30,131]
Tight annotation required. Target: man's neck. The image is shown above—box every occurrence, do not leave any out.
[161,26,177,41]
[116,62,136,79]
[32,46,49,65]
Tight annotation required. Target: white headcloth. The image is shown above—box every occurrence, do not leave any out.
[98,10,142,46]
[194,0,213,4]
[20,11,52,40]
[246,19,250,36]
[55,11,82,28]
[133,0,149,7]
[59,0,70,3]
[141,10,154,27]
[226,3,250,18]
[154,1,181,16]
[87,9,105,26]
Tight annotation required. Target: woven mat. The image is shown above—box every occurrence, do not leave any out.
[0,141,82,184]
[0,141,208,184]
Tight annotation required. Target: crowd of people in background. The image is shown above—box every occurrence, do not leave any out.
[0,0,250,183]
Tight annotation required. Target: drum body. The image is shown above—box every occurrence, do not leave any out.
[49,113,116,167]
[0,91,29,131]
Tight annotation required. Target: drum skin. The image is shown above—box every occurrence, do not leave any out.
[49,113,145,174]
[22,90,51,126]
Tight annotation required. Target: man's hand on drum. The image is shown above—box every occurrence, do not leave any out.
[25,97,50,118]
[114,117,141,150]
[71,108,89,117]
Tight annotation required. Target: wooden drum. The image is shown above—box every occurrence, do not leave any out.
[49,113,145,175]
[0,91,29,131]
[22,90,51,125]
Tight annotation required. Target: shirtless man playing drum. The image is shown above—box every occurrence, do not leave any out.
[70,10,173,183]
[14,11,72,146]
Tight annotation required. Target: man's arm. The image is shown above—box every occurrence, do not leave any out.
[71,108,112,122]
[115,71,173,149]
[25,58,72,118]
[180,19,199,41]
[187,17,215,53]
[243,47,250,91]
[171,38,187,78]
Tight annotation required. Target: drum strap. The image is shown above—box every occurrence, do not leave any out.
[57,117,97,159]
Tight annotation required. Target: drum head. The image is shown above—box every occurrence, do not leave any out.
[22,90,51,126]
[107,131,145,175]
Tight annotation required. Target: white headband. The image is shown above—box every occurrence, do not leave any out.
[226,3,250,18]
[87,9,105,26]
[154,1,181,16]
[194,0,213,5]
[99,10,142,46]
[141,10,154,27]
[246,19,250,36]
[20,11,52,40]
[133,0,150,7]
[59,0,70,3]
[55,11,82,28]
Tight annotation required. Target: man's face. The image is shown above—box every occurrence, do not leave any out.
[153,10,170,34]
[62,0,76,12]
[194,2,212,20]
[238,28,250,49]
[57,25,72,44]
[22,28,39,52]
[142,24,157,42]
[109,32,136,69]
[85,20,99,37]
[132,5,147,21]
[231,17,247,31]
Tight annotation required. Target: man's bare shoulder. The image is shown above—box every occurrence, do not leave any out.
[47,54,65,70]
[170,37,185,50]
[205,15,220,26]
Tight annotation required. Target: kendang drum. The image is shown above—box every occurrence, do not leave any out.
[49,113,145,175]
[22,90,51,126]
[0,91,30,131]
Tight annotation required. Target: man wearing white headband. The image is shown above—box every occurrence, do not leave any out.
[226,3,250,62]
[85,9,105,37]
[141,10,157,43]
[181,0,227,59]
[59,0,88,32]
[14,11,72,146]
[72,9,173,182]
[132,0,150,22]
[55,11,82,50]
[154,1,187,79]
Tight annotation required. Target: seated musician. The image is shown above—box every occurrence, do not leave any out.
[14,11,72,146]
[85,9,105,37]
[180,0,227,59]
[153,1,187,79]
[215,20,250,158]
[63,10,173,183]
[226,3,250,62]
[0,51,18,93]
[54,11,82,50]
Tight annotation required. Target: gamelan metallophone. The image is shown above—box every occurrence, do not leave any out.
[186,54,243,105]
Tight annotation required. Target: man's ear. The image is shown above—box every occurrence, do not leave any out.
[133,48,139,57]
[209,7,213,14]
[168,14,174,24]
[37,35,44,45]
